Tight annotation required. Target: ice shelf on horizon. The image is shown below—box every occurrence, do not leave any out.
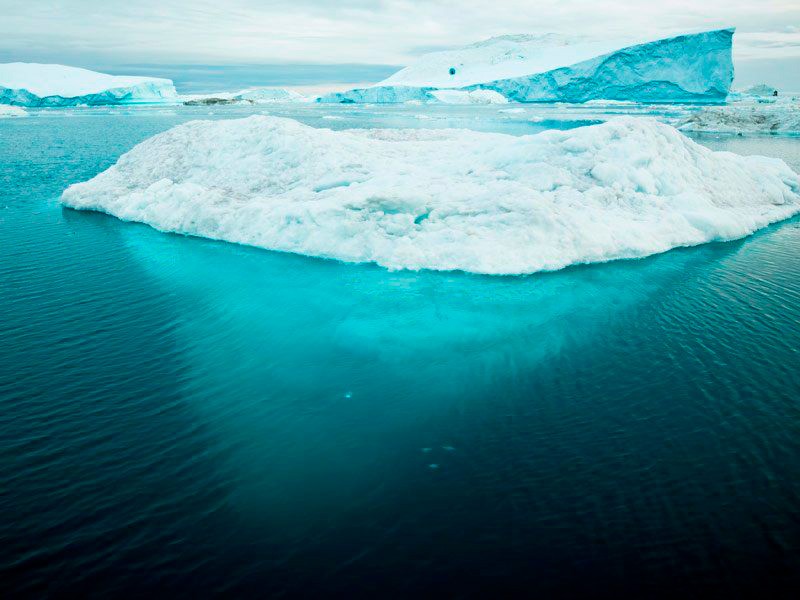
[318,29,735,104]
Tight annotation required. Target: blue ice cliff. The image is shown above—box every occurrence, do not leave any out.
[319,29,734,104]
[0,63,178,106]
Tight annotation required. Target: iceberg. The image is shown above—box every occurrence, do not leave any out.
[182,88,308,105]
[319,29,734,104]
[236,88,308,103]
[679,102,800,134]
[0,63,177,107]
[741,84,779,97]
[429,89,508,104]
[0,105,27,117]
[61,115,799,275]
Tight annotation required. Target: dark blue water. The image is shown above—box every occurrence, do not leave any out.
[2,108,800,597]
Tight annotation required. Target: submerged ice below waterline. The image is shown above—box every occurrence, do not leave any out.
[61,115,800,274]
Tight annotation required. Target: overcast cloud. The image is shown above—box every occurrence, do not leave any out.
[1,1,798,86]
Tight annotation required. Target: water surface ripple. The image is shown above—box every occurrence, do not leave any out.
[2,107,800,597]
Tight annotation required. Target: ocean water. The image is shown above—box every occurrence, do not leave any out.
[2,105,800,597]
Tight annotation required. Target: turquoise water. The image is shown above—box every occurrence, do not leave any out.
[2,106,800,596]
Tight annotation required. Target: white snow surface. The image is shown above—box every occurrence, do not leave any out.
[380,34,629,89]
[430,89,508,104]
[61,115,800,275]
[0,63,176,99]
[0,105,27,117]
[679,102,800,134]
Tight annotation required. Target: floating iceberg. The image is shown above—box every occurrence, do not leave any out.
[429,89,508,104]
[182,88,308,105]
[0,63,177,107]
[61,115,799,275]
[741,84,779,97]
[0,105,27,117]
[679,102,800,134]
[319,29,734,104]
[237,88,307,103]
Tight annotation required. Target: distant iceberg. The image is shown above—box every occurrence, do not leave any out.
[0,63,177,106]
[679,101,800,134]
[0,104,27,117]
[319,29,734,104]
[61,115,799,275]
[429,89,508,104]
[182,88,309,105]
[741,84,779,97]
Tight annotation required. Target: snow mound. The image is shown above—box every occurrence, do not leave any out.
[320,29,734,104]
[430,89,508,104]
[0,63,177,106]
[679,103,800,134]
[61,115,800,275]
[0,105,27,117]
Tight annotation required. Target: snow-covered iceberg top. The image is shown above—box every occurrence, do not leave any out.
[0,63,178,106]
[382,33,636,89]
[320,29,734,104]
[679,102,800,135]
[61,115,799,275]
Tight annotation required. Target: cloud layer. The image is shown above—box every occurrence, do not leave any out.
[1,1,798,84]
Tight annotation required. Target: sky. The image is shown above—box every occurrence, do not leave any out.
[1,0,799,90]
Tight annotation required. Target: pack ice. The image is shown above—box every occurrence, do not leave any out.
[61,116,799,275]
[0,63,177,106]
[319,29,734,104]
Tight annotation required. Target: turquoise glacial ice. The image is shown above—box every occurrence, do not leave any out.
[319,29,734,104]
